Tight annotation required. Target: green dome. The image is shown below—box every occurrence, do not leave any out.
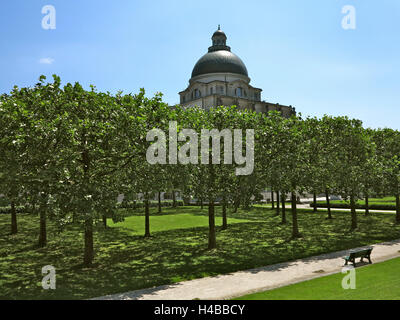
[191,27,248,79]
[191,50,248,78]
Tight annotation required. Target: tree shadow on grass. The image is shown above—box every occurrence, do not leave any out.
[1,210,400,299]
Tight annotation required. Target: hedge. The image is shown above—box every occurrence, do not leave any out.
[310,202,397,211]
[118,200,184,209]
[0,206,26,214]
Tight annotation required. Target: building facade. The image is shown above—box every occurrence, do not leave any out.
[179,27,295,117]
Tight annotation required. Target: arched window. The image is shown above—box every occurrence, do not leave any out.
[210,87,213,95]
[194,89,201,99]
[236,87,243,97]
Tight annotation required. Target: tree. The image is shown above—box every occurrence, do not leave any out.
[126,91,174,237]
[373,128,400,223]
[303,116,340,219]
[5,76,73,246]
[360,129,380,215]
[334,117,370,230]
[59,82,144,266]
[0,87,39,235]
[261,112,305,238]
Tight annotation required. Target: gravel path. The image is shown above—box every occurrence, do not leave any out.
[93,238,400,300]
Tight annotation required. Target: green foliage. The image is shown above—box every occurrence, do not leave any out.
[1,74,400,275]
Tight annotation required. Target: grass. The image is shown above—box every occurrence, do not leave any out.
[1,206,400,300]
[108,212,252,235]
[236,257,400,300]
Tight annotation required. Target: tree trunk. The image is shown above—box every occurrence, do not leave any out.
[395,193,400,224]
[365,193,370,216]
[11,201,17,234]
[208,200,217,249]
[350,194,357,230]
[81,143,94,267]
[83,217,94,267]
[144,196,150,237]
[281,193,286,224]
[158,191,162,214]
[38,209,47,247]
[222,195,227,230]
[325,188,332,219]
[200,197,204,210]
[233,195,240,213]
[271,190,275,209]
[276,191,280,216]
[172,190,177,208]
[207,146,217,249]
[313,192,317,212]
[291,192,300,238]
[102,215,107,228]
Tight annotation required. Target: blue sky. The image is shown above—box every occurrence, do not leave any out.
[1,0,399,129]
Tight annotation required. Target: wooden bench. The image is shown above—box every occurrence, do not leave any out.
[344,248,373,267]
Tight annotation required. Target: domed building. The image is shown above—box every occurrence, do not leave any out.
[179,27,295,117]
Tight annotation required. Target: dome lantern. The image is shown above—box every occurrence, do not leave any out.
[209,25,230,52]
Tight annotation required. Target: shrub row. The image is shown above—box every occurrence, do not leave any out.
[118,200,184,209]
[0,200,186,214]
[0,206,26,214]
[311,202,396,210]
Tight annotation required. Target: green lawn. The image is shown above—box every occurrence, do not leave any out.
[109,212,251,235]
[236,257,400,300]
[1,206,400,300]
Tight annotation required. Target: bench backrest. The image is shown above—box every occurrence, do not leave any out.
[349,248,372,259]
